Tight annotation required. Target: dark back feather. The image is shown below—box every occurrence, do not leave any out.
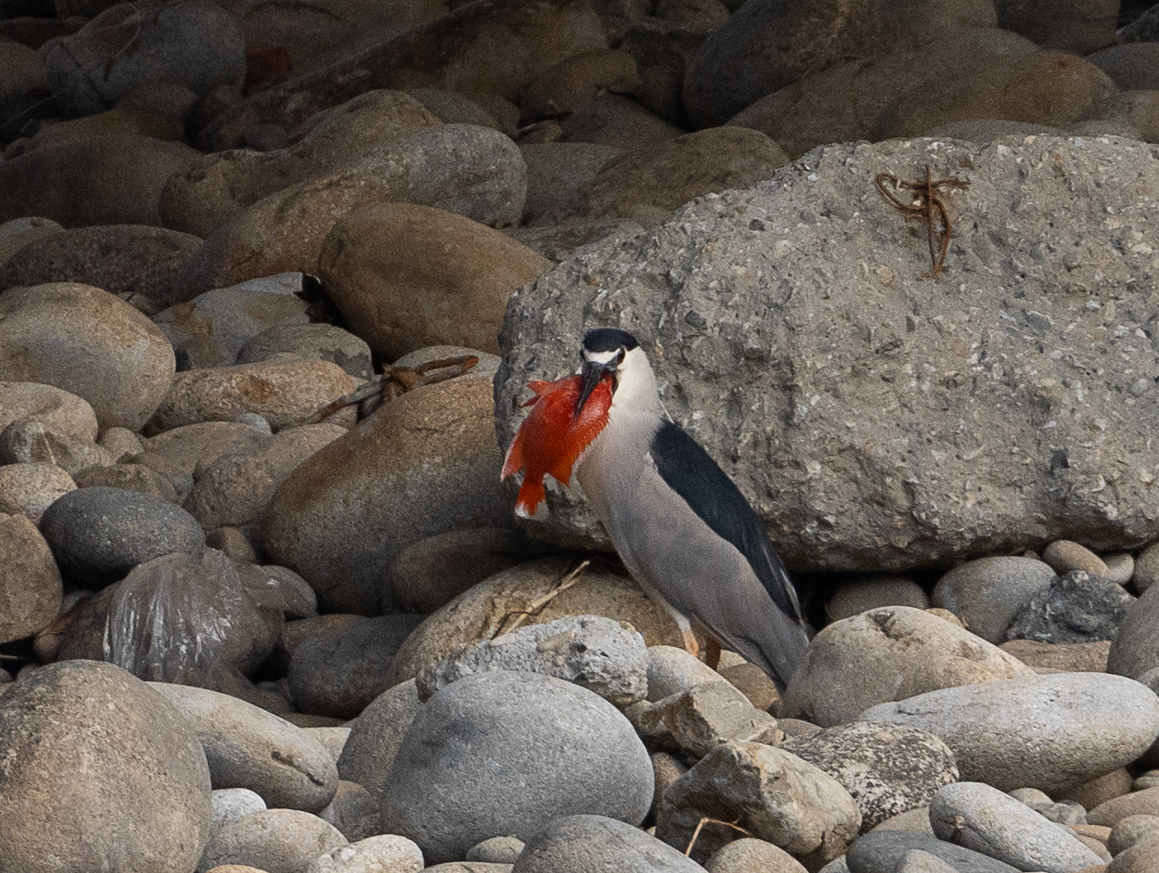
[649,421,804,621]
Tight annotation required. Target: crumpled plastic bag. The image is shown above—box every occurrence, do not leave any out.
[104,547,250,688]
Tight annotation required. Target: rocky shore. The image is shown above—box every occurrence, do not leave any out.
[3,0,1159,870]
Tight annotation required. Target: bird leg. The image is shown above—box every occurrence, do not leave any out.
[662,603,698,658]
[704,638,721,671]
[681,626,699,659]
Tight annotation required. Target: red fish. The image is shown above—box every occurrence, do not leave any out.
[502,373,613,517]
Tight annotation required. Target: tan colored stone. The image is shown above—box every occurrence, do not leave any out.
[0,283,176,431]
[0,224,203,316]
[262,374,510,613]
[683,0,887,128]
[879,50,1117,141]
[387,526,548,614]
[179,124,526,291]
[999,639,1111,673]
[153,277,311,369]
[386,555,691,687]
[319,203,550,358]
[520,49,640,118]
[0,421,113,478]
[73,463,179,503]
[779,606,1036,727]
[1134,542,1159,593]
[1058,769,1134,812]
[0,133,198,227]
[656,742,861,867]
[0,217,63,272]
[161,90,441,237]
[705,837,809,873]
[0,661,212,871]
[9,106,185,154]
[1044,539,1109,576]
[0,382,97,442]
[148,359,356,432]
[996,0,1118,55]
[183,423,347,530]
[1090,788,1159,828]
[520,141,624,223]
[826,575,929,621]
[0,513,62,643]
[558,92,684,150]
[728,29,1039,158]
[0,463,76,524]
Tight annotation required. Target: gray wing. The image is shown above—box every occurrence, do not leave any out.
[603,422,810,691]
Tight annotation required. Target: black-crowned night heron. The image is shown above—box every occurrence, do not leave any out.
[503,327,810,692]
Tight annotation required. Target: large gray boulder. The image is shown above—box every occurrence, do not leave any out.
[496,135,1159,573]
[0,661,212,873]
[380,670,653,863]
[860,672,1159,793]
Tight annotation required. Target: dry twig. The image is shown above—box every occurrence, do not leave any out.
[306,355,479,423]
[876,164,970,276]
[494,559,590,637]
[684,816,754,856]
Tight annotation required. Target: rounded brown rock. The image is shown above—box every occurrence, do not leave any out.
[160,90,441,237]
[0,513,62,643]
[779,606,1035,727]
[0,133,199,227]
[705,837,807,873]
[0,283,176,431]
[262,374,510,613]
[1133,541,1159,592]
[386,555,690,687]
[1043,540,1109,576]
[179,124,527,292]
[319,202,551,358]
[199,808,346,872]
[147,359,356,433]
[0,462,77,523]
[541,126,790,228]
[0,382,98,442]
[0,660,212,872]
[0,224,203,316]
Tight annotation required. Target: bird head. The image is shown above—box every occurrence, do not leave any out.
[577,328,657,418]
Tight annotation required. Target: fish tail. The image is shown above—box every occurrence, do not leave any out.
[514,478,547,517]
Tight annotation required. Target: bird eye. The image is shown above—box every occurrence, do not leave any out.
[615,348,626,365]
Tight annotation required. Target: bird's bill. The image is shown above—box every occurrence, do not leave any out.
[577,359,613,420]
